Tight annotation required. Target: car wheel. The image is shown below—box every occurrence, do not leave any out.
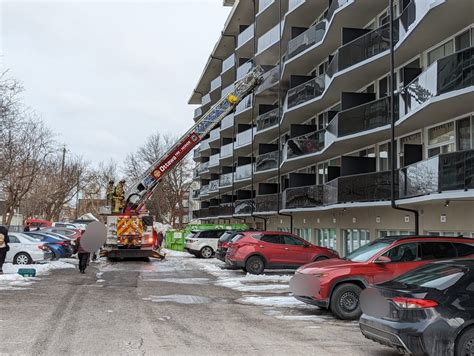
[200,246,213,259]
[455,327,474,356]
[330,283,363,320]
[14,252,32,265]
[245,256,265,275]
[314,256,329,262]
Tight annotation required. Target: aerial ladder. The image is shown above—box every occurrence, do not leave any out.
[102,66,265,259]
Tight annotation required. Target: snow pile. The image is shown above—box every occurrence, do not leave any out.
[236,295,317,309]
[161,249,193,258]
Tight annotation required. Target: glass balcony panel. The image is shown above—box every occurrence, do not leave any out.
[200,185,210,196]
[439,150,474,191]
[193,148,201,159]
[399,156,439,198]
[209,153,220,167]
[210,76,222,91]
[237,60,253,81]
[209,179,220,192]
[200,139,210,151]
[209,129,220,142]
[255,65,280,95]
[257,23,280,53]
[234,199,254,215]
[326,0,350,22]
[219,202,234,216]
[236,128,253,147]
[220,143,233,158]
[237,23,254,48]
[235,164,252,181]
[283,185,324,209]
[258,0,274,12]
[288,0,305,12]
[286,129,325,158]
[221,114,234,129]
[256,108,279,131]
[235,95,252,113]
[201,93,211,106]
[198,161,209,174]
[222,54,235,73]
[287,21,326,60]
[194,106,202,119]
[256,194,279,212]
[256,151,279,172]
[199,208,209,218]
[219,173,233,187]
[221,84,235,99]
[287,74,325,108]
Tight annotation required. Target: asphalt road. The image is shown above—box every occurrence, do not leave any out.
[0,254,397,356]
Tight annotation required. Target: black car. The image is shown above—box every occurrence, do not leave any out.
[215,231,244,262]
[359,259,474,356]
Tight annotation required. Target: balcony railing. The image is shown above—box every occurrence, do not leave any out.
[194,106,202,119]
[286,129,325,159]
[256,108,279,132]
[237,24,254,48]
[258,0,274,12]
[287,74,325,108]
[234,164,252,181]
[193,148,201,159]
[328,96,397,137]
[327,22,397,78]
[200,185,210,196]
[209,153,220,167]
[257,23,280,53]
[256,151,279,172]
[323,171,396,205]
[235,94,252,113]
[220,143,233,158]
[282,185,324,209]
[209,128,220,141]
[219,203,234,216]
[237,60,254,81]
[399,150,474,198]
[401,46,473,116]
[221,114,234,130]
[221,83,235,99]
[210,76,222,92]
[236,128,252,147]
[255,65,280,95]
[209,179,220,192]
[287,21,326,60]
[222,54,235,73]
[192,190,200,199]
[197,161,209,174]
[219,173,233,187]
[255,194,279,212]
[200,139,210,151]
[288,0,305,12]
[234,199,254,215]
[201,93,211,106]
[326,0,350,22]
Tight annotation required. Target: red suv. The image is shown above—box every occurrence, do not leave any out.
[290,235,474,320]
[225,231,338,274]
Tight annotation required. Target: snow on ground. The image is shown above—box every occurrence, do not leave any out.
[236,295,316,309]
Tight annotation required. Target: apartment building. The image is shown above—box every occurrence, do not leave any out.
[189,0,474,256]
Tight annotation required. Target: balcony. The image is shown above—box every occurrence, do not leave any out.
[237,24,254,48]
[323,171,396,205]
[221,83,234,99]
[201,93,211,106]
[256,108,279,132]
[282,185,324,209]
[255,194,279,212]
[326,22,397,78]
[199,185,210,197]
[220,143,233,158]
[288,0,304,12]
[219,173,233,187]
[235,95,252,114]
[255,65,280,96]
[209,128,220,142]
[286,21,326,61]
[287,74,325,109]
[399,150,474,199]
[234,164,252,181]
[326,0,350,22]
[222,54,235,74]
[193,148,201,160]
[258,0,274,13]
[257,23,280,53]
[234,199,254,215]
[221,114,234,130]
[209,153,220,167]
[327,96,397,138]
[237,60,254,81]
[210,76,222,92]
[197,161,209,174]
[192,190,200,199]
[200,139,210,151]
[256,151,278,172]
[209,179,220,193]
[219,202,234,216]
[285,129,325,159]
[236,128,252,147]
[193,106,202,120]
[400,47,474,117]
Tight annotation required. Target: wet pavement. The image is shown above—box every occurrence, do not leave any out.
[0,252,397,355]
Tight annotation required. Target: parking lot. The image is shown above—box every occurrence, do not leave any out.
[0,252,396,356]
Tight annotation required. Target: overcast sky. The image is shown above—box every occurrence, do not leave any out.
[1,0,230,166]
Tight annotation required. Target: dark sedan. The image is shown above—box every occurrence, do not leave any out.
[359,259,474,356]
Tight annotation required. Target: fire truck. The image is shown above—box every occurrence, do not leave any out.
[101,66,264,259]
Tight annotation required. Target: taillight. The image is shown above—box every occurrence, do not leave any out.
[148,237,154,243]
[391,297,438,309]
[38,244,48,251]
[58,241,67,246]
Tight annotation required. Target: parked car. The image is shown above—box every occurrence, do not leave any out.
[185,230,228,258]
[290,235,474,320]
[42,227,81,240]
[359,259,474,356]
[225,231,339,274]
[53,222,78,229]
[24,218,52,229]
[24,232,73,259]
[6,232,53,264]
[216,231,244,262]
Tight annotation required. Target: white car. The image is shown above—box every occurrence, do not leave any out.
[184,230,227,259]
[6,232,53,264]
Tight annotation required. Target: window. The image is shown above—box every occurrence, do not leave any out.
[420,242,457,260]
[452,243,474,257]
[295,228,312,243]
[345,240,391,262]
[383,243,418,262]
[378,142,394,171]
[277,227,291,233]
[378,76,388,98]
[427,40,454,66]
[399,132,421,167]
[393,264,466,291]
[457,116,473,150]
[260,234,283,244]
[455,30,471,51]
[427,121,455,157]
[316,228,337,250]
[343,229,370,255]
[379,230,415,238]
[283,235,305,246]
[8,235,20,243]
[317,157,341,184]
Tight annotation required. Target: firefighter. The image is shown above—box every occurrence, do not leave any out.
[113,180,126,213]
[106,180,115,207]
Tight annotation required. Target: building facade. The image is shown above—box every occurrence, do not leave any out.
[189,0,474,256]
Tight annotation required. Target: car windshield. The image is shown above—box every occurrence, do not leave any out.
[393,264,467,290]
[230,234,244,243]
[219,232,235,242]
[344,240,392,262]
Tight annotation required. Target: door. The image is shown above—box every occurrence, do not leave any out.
[258,234,286,266]
[5,234,21,263]
[282,235,312,265]
[371,242,421,284]
[419,241,457,262]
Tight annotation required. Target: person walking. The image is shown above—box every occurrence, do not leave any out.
[0,226,10,275]
[75,233,90,274]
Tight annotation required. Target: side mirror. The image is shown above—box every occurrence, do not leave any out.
[374,256,391,264]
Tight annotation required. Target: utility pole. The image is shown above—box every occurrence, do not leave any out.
[60,145,66,180]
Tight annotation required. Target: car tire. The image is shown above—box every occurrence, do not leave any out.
[245,256,265,275]
[455,327,474,356]
[14,252,32,265]
[200,246,213,259]
[330,283,363,320]
[314,256,329,262]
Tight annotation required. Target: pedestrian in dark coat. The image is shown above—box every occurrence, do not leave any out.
[0,226,10,274]
[75,233,90,274]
